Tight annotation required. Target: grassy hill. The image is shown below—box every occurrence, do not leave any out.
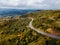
[32,10,60,34]
[0,10,60,45]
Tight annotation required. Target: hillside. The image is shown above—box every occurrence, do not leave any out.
[0,10,60,45]
[0,9,37,16]
[32,10,60,35]
[23,10,60,34]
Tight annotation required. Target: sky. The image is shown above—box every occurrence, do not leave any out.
[0,0,60,9]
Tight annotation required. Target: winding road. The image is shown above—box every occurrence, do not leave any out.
[29,18,60,39]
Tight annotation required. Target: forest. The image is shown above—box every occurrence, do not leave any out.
[0,10,60,45]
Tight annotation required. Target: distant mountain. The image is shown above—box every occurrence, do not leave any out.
[0,8,37,17]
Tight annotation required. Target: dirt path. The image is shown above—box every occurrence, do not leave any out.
[29,18,60,39]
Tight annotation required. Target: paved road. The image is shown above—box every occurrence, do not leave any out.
[29,18,60,39]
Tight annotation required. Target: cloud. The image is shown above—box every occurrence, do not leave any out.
[0,0,60,9]
[44,0,60,9]
[0,0,44,6]
[26,0,44,5]
[0,0,20,6]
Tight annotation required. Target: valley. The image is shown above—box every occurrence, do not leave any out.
[0,10,60,45]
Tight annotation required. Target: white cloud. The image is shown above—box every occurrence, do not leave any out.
[0,0,20,6]
[0,0,60,9]
[27,0,44,5]
[55,0,60,5]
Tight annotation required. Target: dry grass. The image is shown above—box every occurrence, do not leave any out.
[47,28,60,36]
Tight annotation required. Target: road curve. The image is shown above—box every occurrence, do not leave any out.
[29,18,60,39]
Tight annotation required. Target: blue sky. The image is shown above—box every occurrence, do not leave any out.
[0,0,60,9]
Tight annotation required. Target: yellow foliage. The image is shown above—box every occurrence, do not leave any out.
[18,34,23,39]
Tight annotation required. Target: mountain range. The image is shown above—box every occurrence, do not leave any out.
[0,8,38,17]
